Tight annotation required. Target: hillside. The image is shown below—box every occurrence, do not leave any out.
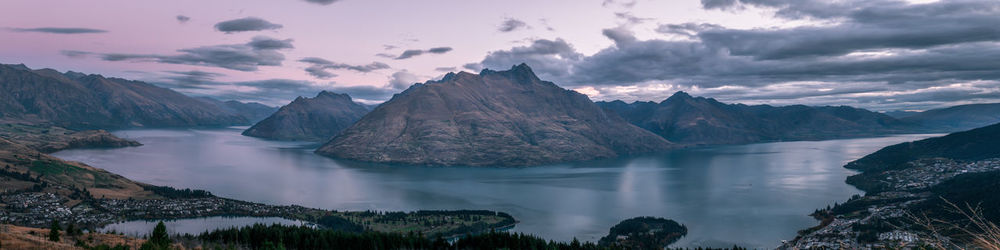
[845,122,1000,172]
[316,64,674,166]
[901,103,1000,132]
[0,64,247,129]
[242,91,369,141]
[597,92,909,145]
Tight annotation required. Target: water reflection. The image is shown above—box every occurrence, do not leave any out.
[54,127,938,248]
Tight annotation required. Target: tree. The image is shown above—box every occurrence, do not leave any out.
[48,220,61,242]
[140,221,171,250]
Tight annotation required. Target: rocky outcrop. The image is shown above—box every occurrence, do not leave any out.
[316,64,674,166]
[242,91,369,141]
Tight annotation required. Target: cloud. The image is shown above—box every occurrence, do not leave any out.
[388,70,419,89]
[247,36,294,50]
[159,70,227,89]
[60,50,93,58]
[655,22,723,38]
[498,18,528,32]
[80,36,293,71]
[176,15,191,23]
[393,47,453,60]
[302,0,341,5]
[470,0,1000,110]
[214,17,283,33]
[602,26,637,47]
[480,38,582,81]
[8,27,106,34]
[299,57,390,79]
[614,12,653,25]
[435,67,458,72]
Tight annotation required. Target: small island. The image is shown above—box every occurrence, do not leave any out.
[598,216,688,249]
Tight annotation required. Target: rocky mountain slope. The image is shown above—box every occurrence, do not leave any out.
[242,91,369,141]
[0,64,247,129]
[597,92,909,145]
[316,64,674,166]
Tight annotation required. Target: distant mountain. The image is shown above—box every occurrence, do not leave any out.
[242,91,369,141]
[845,122,1000,172]
[882,110,920,119]
[900,103,1000,132]
[316,64,674,166]
[0,63,247,129]
[197,97,277,123]
[596,92,909,145]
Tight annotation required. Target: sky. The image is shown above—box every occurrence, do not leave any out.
[1,0,999,111]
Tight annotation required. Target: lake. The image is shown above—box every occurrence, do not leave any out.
[52,127,937,248]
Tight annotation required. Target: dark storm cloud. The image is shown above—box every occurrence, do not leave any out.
[498,18,528,32]
[393,47,453,60]
[299,57,390,79]
[303,0,341,5]
[83,37,293,72]
[214,17,283,33]
[9,27,107,34]
[176,15,191,23]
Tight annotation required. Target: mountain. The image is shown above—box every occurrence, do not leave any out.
[242,91,369,141]
[0,64,247,129]
[197,97,278,123]
[596,92,909,145]
[882,110,920,119]
[899,103,1000,132]
[845,122,1000,172]
[316,64,674,166]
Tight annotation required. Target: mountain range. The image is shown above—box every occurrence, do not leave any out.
[596,92,909,145]
[197,97,278,124]
[894,103,1000,132]
[242,91,369,141]
[0,64,247,129]
[315,64,675,166]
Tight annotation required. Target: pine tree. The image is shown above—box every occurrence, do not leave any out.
[48,220,61,242]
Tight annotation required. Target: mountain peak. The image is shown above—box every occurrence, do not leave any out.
[317,90,351,100]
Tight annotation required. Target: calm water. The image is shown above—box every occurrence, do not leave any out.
[53,127,937,248]
[100,216,307,237]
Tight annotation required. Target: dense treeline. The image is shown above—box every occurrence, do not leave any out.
[142,185,213,199]
[191,223,745,250]
[195,224,450,249]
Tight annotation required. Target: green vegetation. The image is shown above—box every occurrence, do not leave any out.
[143,185,213,199]
[140,221,172,250]
[30,160,84,176]
[598,217,688,249]
[191,223,745,250]
[48,220,61,242]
